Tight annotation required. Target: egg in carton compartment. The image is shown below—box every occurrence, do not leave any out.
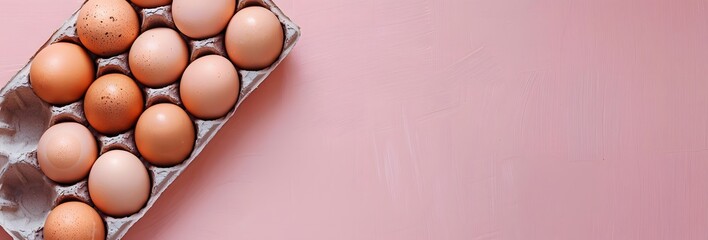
[0,0,301,239]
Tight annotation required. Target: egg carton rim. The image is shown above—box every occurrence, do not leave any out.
[0,0,301,239]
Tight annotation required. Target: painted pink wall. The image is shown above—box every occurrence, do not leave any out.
[2,0,708,239]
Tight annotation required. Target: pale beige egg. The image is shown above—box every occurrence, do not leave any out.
[88,150,151,217]
[180,55,240,119]
[225,6,284,70]
[37,122,97,184]
[172,0,235,39]
[129,28,189,88]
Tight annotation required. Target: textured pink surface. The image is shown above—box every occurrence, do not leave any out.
[3,0,708,239]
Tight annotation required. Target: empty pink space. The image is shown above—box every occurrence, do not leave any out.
[2,0,708,239]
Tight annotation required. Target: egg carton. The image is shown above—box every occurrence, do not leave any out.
[0,0,300,239]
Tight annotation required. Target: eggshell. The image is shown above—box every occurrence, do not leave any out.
[29,42,94,105]
[88,150,150,217]
[225,6,284,70]
[135,103,195,167]
[43,201,105,240]
[77,0,139,56]
[180,55,240,119]
[37,122,98,184]
[84,73,144,135]
[172,0,235,39]
[130,0,171,8]
[129,28,188,88]
[0,0,301,238]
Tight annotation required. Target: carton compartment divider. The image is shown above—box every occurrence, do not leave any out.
[0,0,300,239]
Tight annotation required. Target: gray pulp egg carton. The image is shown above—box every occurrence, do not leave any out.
[0,0,300,239]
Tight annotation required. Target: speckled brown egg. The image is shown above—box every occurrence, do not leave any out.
[84,73,144,135]
[43,201,105,240]
[77,0,139,56]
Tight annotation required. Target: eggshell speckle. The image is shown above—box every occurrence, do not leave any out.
[88,150,150,217]
[0,0,300,238]
[84,73,144,135]
[77,0,139,56]
[30,42,94,105]
[180,55,240,119]
[135,103,195,167]
[225,6,284,70]
[37,122,98,184]
[43,201,105,240]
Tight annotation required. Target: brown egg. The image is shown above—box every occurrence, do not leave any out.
[225,6,284,70]
[129,0,171,8]
[129,28,188,88]
[77,0,139,56]
[135,103,195,167]
[43,201,105,240]
[89,150,150,217]
[30,42,94,105]
[172,0,235,39]
[180,55,240,119]
[37,122,98,184]
[84,73,144,135]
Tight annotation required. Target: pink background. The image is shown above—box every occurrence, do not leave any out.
[3,0,708,239]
